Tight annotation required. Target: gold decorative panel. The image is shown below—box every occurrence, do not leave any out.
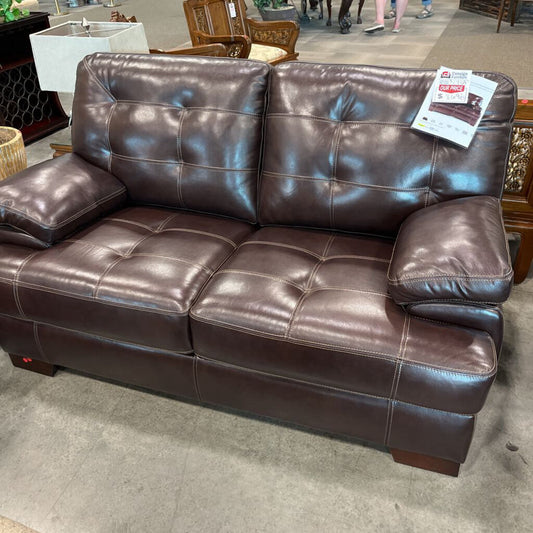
[194,7,209,33]
[249,28,291,46]
[230,12,244,34]
[505,126,533,193]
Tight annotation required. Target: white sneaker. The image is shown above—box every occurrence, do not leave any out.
[364,23,385,33]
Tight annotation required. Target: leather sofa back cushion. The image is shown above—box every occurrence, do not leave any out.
[259,63,516,235]
[71,54,271,223]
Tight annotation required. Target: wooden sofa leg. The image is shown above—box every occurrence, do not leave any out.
[390,448,460,477]
[9,354,57,377]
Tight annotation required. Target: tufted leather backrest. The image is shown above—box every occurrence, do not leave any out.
[259,63,516,236]
[71,53,270,223]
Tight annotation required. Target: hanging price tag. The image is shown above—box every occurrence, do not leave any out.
[228,2,237,17]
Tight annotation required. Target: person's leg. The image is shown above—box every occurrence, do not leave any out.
[393,0,409,29]
[375,0,387,23]
[416,0,434,18]
[364,0,387,32]
[385,0,396,18]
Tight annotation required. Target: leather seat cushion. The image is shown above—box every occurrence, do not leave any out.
[0,207,253,353]
[191,226,497,414]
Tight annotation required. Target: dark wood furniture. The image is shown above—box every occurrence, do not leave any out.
[502,99,533,283]
[462,0,532,23]
[0,12,69,144]
[107,11,229,57]
[460,0,506,18]
[390,448,460,477]
[149,43,228,57]
[183,0,299,64]
[9,354,57,377]
[497,0,533,31]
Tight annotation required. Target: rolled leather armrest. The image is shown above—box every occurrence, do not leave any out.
[0,153,127,248]
[388,196,513,305]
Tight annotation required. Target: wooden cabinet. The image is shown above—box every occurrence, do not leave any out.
[0,12,69,144]
[503,100,533,283]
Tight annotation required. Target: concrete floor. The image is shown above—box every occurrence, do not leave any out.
[1,1,533,532]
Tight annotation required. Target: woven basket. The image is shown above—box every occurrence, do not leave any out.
[0,127,27,181]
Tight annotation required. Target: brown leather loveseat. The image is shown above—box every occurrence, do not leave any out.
[0,54,516,476]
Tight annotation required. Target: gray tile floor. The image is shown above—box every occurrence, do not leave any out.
[2,1,533,532]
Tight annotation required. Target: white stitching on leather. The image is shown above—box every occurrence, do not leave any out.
[109,153,258,173]
[103,218,239,248]
[12,281,189,316]
[330,123,343,228]
[33,322,48,362]
[62,238,120,255]
[158,228,238,248]
[110,152,181,165]
[190,313,497,376]
[82,57,117,101]
[306,286,392,298]
[13,251,38,319]
[92,226,173,298]
[262,171,429,193]
[193,354,203,402]
[181,161,257,173]
[197,351,390,402]
[388,271,514,283]
[425,137,438,208]
[156,213,180,232]
[176,110,186,208]
[107,101,117,173]
[113,100,263,117]
[212,269,305,290]
[268,113,410,127]
[386,315,410,445]
[384,314,409,443]
[0,312,194,355]
[92,255,126,298]
[240,240,323,259]
[126,253,213,274]
[397,297,500,306]
[103,216,156,232]
[2,188,125,230]
[325,254,390,263]
[195,354,481,416]
[284,236,334,338]
[240,240,391,262]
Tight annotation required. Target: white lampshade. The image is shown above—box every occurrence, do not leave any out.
[30,21,150,93]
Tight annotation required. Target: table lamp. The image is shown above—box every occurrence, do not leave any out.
[30,19,150,93]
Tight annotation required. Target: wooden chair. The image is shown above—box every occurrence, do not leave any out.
[497,0,532,32]
[150,43,228,57]
[183,0,299,65]
[109,11,228,57]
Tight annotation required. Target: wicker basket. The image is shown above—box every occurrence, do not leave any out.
[0,127,27,181]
